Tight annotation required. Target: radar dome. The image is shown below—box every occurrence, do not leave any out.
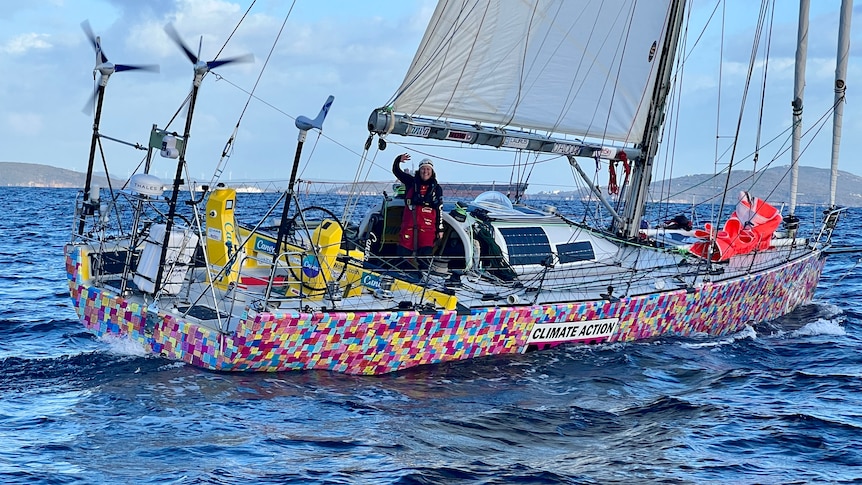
[129,173,163,197]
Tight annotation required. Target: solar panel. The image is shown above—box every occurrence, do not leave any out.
[498,227,552,265]
[556,241,595,264]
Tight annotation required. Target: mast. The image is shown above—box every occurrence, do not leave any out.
[618,0,687,239]
[788,0,810,222]
[829,0,852,208]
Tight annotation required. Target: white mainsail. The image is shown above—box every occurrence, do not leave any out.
[392,0,675,144]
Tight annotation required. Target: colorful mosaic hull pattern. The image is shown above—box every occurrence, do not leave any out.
[65,245,825,375]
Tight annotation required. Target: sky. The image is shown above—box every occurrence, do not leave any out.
[0,0,859,193]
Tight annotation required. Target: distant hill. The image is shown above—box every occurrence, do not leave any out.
[3,162,861,207]
[652,166,862,207]
[0,162,119,188]
[535,165,862,207]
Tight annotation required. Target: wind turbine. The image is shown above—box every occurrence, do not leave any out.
[78,20,159,235]
[273,95,335,266]
[154,23,253,293]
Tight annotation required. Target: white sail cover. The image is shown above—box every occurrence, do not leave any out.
[393,0,675,143]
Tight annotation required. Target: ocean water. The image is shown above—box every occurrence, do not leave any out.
[0,186,860,484]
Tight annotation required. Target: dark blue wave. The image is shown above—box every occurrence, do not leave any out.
[1,187,861,484]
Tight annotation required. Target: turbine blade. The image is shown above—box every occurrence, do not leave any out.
[81,20,108,64]
[206,53,254,70]
[81,20,98,51]
[114,64,160,73]
[164,23,198,64]
[82,87,97,115]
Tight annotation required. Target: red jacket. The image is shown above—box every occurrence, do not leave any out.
[393,156,443,251]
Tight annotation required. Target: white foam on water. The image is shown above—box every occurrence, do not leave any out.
[157,361,186,371]
[790,318,846,337]
[681,324,758,349]
[99,334,148,357]
[812,301,843,320]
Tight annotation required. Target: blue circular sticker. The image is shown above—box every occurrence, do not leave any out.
[301,255,321,278]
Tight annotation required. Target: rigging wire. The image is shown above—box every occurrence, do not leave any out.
[712,0,727,224]
[507,152,518,195]
[638,0,834,230]
[678,0,723,66]
[655,3,691,225]
[212,1,256,60]
[818,256,862,299]
[543,4,591,134]
[653,101,836,224]
[394,144,563,168]
[342,140,383,225]
[208,1,297,189]
[201,68,571,196]
[163,93,193,132]
[297,131,323,180]
[712,0,772,247]
[163,1,260,133]
[503,0,540,128]
[590,1,639,146]
[384,0,484,111]
[520,153,539,202]
[757,103,836,202]
[751,0,776,173]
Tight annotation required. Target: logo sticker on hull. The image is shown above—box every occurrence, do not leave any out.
[253,236,276,255]
[302,255,321,278]
[527,318,619,344]
[360,272,381,289]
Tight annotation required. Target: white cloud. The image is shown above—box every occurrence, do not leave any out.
[0,0,857,187]
[2,33,52,55]
[3,112,44,136]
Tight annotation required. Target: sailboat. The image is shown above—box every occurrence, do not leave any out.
[65,0,853,375]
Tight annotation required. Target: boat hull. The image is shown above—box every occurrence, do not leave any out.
[65,245,824,375]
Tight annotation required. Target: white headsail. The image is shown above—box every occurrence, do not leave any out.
[391,0,675,144]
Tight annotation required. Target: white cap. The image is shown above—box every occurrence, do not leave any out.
[418,158,434,169]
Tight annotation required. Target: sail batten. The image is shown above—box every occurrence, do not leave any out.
[392,0,675,143]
